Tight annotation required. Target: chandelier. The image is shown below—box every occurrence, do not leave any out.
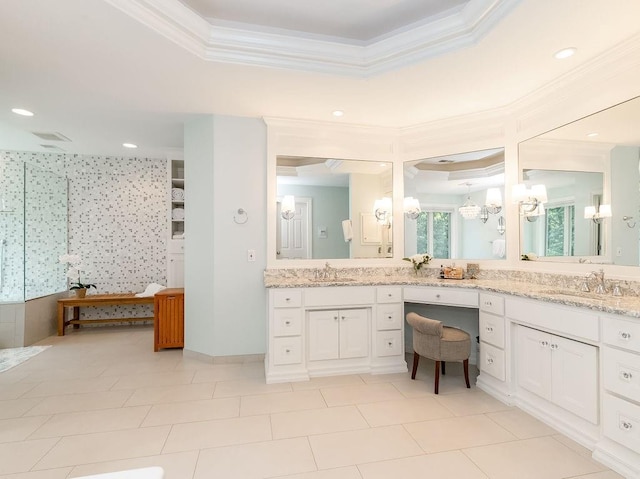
[458,184,481,220]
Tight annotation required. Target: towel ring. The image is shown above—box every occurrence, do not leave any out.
[234,208,248,224]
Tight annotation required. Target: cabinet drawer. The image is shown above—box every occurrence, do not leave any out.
[272,337,303,365]
[376,330,403,357]
[479,311,505,349]
[603,346,640,402]
[602,315,640,354]
[272,289,302,308]
[505,297,599,342]
[376,304,403,331]
[480,342,505,381]
[377,286,402,304]
[305,286,374,307]
[479,293,504,316]
[404,287,478,308]
[603,393,640,455]
[272,309,302,337]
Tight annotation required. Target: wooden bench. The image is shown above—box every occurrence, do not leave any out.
[57,293,155,336]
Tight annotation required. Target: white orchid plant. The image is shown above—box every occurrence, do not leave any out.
[402,253,432,272]
[59,254,96,291]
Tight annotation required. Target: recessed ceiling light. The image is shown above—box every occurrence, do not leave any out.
[332,110,344,117]
[11,108,34,117]
[587,132,599,138]
[554,47,576,59]
[122,143,138,149]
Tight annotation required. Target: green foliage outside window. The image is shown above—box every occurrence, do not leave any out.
[416,211,451,258]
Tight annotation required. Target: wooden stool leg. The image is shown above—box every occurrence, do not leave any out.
[441,361,446,375]
[434,361,440,394]
[463,358,470,388]
[411,352,420,380]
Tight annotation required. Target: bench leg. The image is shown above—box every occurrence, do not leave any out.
[57,303,65,336]
[73,307,80,329]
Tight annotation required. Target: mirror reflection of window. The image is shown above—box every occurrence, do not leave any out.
[404,148,506,261]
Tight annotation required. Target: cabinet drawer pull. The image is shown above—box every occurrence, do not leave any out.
[550,343,558,350]
[285,321,291,325]
[387,341,393,347]
[486,358,494,365]
[540,341,549,348]
[436,294,441,299]
[334,316,338,321]
[485,301,492,306]
[621,371,633,381]
[387,293,393,297]
[285,298,291,302]
[341,316,346,321]
[485,326,493,333]
[387,315,393,320]
[620,331,632,340]
[620,421,633,431]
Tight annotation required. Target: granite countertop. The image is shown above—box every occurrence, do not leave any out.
[264,274,640,318]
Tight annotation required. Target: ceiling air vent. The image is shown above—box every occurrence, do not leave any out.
[40,144,65,151]
[32,132,71,142]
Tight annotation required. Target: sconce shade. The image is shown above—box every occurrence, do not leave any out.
[598,204,612,218]
[485,188,502,207]
[281,195,296,220]
[583,206,597,219]
[530,184,548,203]
[404,197,421,219]
[373,197,392,222]
[512,183,528,203]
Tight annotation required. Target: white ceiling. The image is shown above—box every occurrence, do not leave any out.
[1,0,640,158]
[180,0,468,41]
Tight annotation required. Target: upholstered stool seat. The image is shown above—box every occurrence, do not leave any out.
[406,312,471,394]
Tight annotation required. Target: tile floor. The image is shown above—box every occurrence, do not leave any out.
[0,325,624,479]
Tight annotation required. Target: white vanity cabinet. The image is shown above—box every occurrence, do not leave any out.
[599,314,640,463]
[266,286,407,383]
[308,309,368,361]
[478,293,506,382]
[516,325,598,423]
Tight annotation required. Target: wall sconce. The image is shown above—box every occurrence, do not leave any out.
[622,216,636,228]
[524,202,545,222]
[584,204,611,224]
[459,183,481,220]
[373,197,392,224]
[513,183,547,216]
[281,195,296,220]
[404,197,421,220]
[484,188,503,214]
[497,216,505,235]
[479,206,489,223]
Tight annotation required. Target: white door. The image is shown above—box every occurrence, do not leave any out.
[516,326,552,399]
[308,310,339,361]
[551,335,598,423]
[339,308,369,359]
[277,198,311,259]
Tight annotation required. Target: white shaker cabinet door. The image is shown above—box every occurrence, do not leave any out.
[551,335,598,424]
[516,326,552,400]
[338,309,369,359]
[308,310,340,361]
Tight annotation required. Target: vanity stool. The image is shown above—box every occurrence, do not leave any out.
[406,312,471,394]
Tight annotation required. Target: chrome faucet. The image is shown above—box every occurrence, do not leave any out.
[585,269,607,294]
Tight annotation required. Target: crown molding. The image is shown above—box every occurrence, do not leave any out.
[103,0,522,77]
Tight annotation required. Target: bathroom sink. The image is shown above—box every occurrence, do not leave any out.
[308,277,358,282]
[538,290,599,300]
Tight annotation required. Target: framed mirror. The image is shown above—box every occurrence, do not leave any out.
[276,156,393,260]
[403,148,506,260]
[518,96,640,266]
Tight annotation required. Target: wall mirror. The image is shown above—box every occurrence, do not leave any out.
[403,148,506,260]
[276,156,393,260]
[518,95,640,266]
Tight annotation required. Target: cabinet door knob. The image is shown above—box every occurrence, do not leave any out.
[487,358,494,364]
[334,316,338,321]
[550,343,558,350]
[620,421,633,431]
[620,331,632,340]
[285,349,291,353]
[387,315,392,320]
[341,316,346,321]
[285,321,291,325]
[285,298,291,302]
[436,294,441,299]
[621,371,633,381]
[540,341,549,348]
[387,293,392,297]
[486,326,493,333]
[388,341,393,347]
